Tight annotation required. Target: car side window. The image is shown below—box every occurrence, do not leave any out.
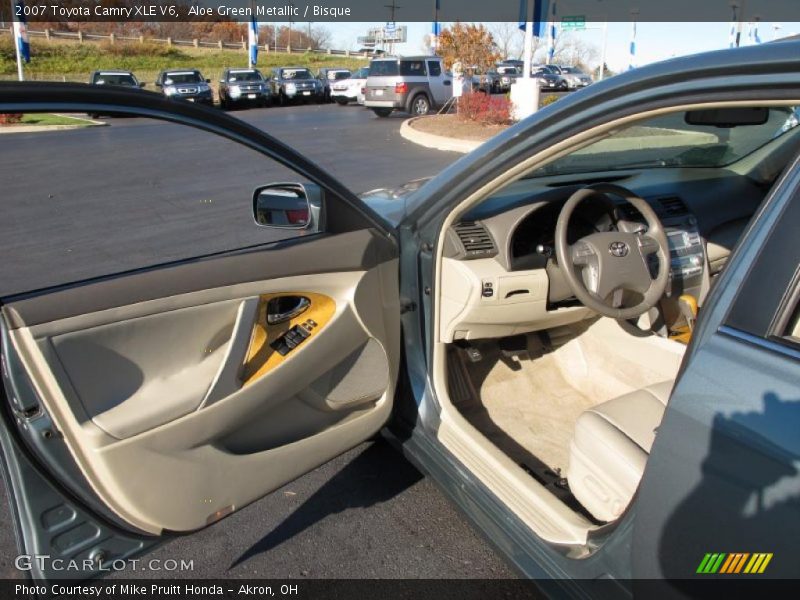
[0,114,314,297]
[400,61,426,77]
[724,172,800,345]
[427,61,442,77]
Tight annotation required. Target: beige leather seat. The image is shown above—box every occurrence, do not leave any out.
[567,381,673,522]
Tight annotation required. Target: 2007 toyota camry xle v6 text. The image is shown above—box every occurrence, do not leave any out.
[1,40,799,595]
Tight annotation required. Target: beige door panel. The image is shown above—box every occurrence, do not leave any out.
[9,262,400,534]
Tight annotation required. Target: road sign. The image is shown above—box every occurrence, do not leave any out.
[385,22,396,35]
[561,16,586,31]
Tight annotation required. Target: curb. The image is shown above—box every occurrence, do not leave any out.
[400,117,483,154]
[0,115,107,135]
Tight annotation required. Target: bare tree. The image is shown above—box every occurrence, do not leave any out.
[307,25,333,50]
[548,31,599,69]
[490,22,525,60]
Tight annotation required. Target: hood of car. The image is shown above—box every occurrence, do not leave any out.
[359,177,433,226]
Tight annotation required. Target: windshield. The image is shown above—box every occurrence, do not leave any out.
[328,70,351,80]
[165,72,203,84]
[281,69,312,80]
[533,108,800,177]
[353,67,369,78]
[498,67,518,75]
[94,73,136,86]
[561,67,582,74]
[228,71,262,82]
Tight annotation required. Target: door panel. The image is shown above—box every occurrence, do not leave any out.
[0,87,401,576]
[4,259,399,534]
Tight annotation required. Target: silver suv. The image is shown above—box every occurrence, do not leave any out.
[364,56,453,117]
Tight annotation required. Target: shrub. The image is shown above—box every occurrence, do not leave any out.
[457,92,512,126]
[0,113,23,125]
[540,94,560,107]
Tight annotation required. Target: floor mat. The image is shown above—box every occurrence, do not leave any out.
[454,344,600,473]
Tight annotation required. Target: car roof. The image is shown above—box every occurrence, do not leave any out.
[95,70,134,75]
[162,69,201,74]
[372,55,440,61]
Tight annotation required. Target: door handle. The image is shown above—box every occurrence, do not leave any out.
[201,297,260,407]
[266,296,310,325]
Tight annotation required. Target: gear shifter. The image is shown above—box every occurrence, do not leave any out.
[678,294,698,332]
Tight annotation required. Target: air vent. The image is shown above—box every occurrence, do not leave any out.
[658,196,688,216]
[453,221,497,259]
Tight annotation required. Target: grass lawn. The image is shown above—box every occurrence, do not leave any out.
[0,35,368,94]
[18,113,93,126]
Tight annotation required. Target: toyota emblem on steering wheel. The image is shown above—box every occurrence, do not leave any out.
[609,241,629,257]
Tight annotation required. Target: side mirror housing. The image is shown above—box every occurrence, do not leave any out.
[139,82,146,88]
[205,78,211,83]
[252,183,324,233]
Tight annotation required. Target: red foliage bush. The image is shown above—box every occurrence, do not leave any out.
[0,113,23,125]
[457,92,512,126]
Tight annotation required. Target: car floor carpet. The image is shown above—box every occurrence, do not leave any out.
[451,319,683,474]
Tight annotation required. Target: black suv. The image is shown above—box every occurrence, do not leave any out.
[155,69,214,106]
[268,67,324,105]
[218,68,269,110]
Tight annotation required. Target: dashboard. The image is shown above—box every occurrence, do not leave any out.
[440,167,765,342]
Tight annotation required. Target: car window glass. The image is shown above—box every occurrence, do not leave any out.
[400,61,426,76]
[369,61,399,76]
[94,74,136,86]
[427,61,442,77]
[0,114,312,296]
[164,72,203,85]
[228,71,262,82]
[282,69,312,80]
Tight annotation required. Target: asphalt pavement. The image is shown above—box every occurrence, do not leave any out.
[0,103,515,580]
[0,103,459,296]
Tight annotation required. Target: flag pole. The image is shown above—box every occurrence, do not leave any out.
[11,0,24,81]
[522,0,534,80]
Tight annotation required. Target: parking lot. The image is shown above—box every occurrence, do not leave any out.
[0,101,517,579]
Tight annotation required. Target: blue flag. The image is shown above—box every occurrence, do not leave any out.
[13,0,31,63]
[519,0,549,38]
[248,2,258,65]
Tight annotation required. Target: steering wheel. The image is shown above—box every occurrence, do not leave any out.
[554,183,670,320]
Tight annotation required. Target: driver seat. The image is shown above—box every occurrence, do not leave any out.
[567,381,673,522]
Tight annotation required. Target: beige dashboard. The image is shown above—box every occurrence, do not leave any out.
[440,256,592,342]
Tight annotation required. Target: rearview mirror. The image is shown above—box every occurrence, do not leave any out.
[685,107,769,128]
[253,183,324,232]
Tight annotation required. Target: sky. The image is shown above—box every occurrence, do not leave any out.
[325,21,800,72]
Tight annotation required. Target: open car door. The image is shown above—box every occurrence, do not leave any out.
[0,83,400,579]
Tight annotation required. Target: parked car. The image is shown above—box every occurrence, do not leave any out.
[268,67,324,105]
[88,70,144,90]
[471,70,501,94]
[154,69,213,106]
[87,70,145,118]
[558,65,593,89]
[218,68,269,110]
[317,68,352,102]
[330,66,369,106]
[532,66,568,90]
[495,64,520,92]
[4,40,800,589]
[364,55,453,117]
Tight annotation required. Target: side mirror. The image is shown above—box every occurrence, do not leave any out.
[253,183,324,233]
[205,78,211,83]
[139,82,146,88]
[154,82,162,88]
